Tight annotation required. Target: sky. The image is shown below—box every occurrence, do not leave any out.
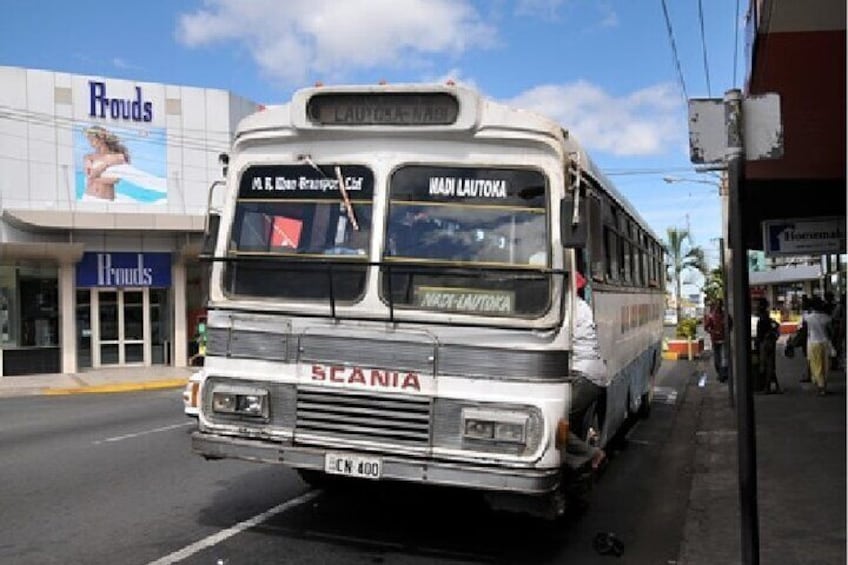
[0,0,747,281]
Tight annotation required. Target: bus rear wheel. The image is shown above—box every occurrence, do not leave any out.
[637,391,652,419]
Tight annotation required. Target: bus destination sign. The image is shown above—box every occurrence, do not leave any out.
[307,93,459,126]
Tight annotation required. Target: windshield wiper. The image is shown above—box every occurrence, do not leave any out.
[297,154,359,231]
[334,165,359,231]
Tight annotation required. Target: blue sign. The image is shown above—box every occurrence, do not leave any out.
[76,252,171,287]
[89,81,153,122]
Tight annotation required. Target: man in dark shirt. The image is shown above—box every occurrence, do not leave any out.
[704,298,728,382]
[755,298,781,393]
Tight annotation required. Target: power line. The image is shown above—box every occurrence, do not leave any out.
[659,0,689,102]
[0,105,233,153]
[697,0,712,96]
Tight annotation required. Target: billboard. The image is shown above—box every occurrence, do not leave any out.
[73,123,167,204]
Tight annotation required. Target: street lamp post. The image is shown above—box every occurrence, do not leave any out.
[662,175,727,272]
[662,175,727,242]
[664,174,733,403]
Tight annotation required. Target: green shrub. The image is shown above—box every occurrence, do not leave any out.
[676,317,698,339]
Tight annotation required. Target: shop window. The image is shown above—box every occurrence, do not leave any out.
[0,267,14,345]
[0,264,59,347]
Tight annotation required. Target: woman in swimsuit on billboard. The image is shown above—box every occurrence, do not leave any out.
[83,125,130,200]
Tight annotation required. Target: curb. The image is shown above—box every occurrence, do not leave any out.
[43,378,188,396]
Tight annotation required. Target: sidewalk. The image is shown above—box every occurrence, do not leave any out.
[0,365,193,397]
[678,336,847,564]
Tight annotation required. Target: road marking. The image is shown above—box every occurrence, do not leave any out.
[147,490,322,565]
[93,421,195,445]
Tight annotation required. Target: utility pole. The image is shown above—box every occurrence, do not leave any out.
[725,88,759,565]
[719,173,733,407]
[688,86,782,565]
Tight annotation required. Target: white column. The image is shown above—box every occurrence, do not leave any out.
[172,258,188,367]
[59,261,77,374]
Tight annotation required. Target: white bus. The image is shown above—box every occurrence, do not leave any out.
[192,83,666,518]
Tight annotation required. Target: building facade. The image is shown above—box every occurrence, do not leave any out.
[0,66,260,376]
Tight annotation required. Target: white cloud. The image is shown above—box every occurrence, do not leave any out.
[503,81,685,156]
[177,0,497,86]
[423,67,479,90]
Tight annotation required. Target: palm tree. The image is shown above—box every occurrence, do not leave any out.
[702,267,725,306]
[665,227,709,323]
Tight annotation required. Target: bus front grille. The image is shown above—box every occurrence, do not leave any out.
[295,388,432,448]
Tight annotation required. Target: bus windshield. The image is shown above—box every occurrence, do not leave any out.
[382,165,552,318]
[224,164,373,301]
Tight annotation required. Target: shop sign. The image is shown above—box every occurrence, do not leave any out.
[76,252,171,287]
[763,217,845,257]
[89,80,153,122]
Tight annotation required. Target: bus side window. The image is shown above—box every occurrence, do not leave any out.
[604,226,619,282]
[588,193,605,280]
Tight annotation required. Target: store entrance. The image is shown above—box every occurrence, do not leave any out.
[76,287,171,369]
[97,289,144,365]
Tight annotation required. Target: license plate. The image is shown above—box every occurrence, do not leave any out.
[324,452,382,479]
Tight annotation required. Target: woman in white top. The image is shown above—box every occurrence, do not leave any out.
[804,296,833,395]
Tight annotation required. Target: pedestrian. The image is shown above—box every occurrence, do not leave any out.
[796,295,811,382]
[704,298,728,382]
[188,317,208,367]
[804,296,834,396]
[755,298,782,393]
[824,291,836,315]
[567,271,608,471]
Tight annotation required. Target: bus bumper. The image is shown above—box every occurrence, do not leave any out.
[192,431,560,495]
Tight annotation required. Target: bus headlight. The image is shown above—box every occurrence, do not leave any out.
[211,386,269,419]
[432,401,543,456]
[462,408,528,445]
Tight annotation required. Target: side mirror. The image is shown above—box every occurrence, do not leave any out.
[560,193,587,248]
[200,213,220,259]
[201,179,226,260]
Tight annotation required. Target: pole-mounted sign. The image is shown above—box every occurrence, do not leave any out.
[763,217,846,257]
[687,94,783,166]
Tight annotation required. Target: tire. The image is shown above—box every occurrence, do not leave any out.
[637,390,652,419]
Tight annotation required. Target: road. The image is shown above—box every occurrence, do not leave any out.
[0,356,701,564]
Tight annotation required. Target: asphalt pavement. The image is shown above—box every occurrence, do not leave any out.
[0,340,844,564]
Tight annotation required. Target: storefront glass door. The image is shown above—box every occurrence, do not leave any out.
[95,288,147,366]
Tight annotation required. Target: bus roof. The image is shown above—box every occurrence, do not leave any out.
[234,83,662,245]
